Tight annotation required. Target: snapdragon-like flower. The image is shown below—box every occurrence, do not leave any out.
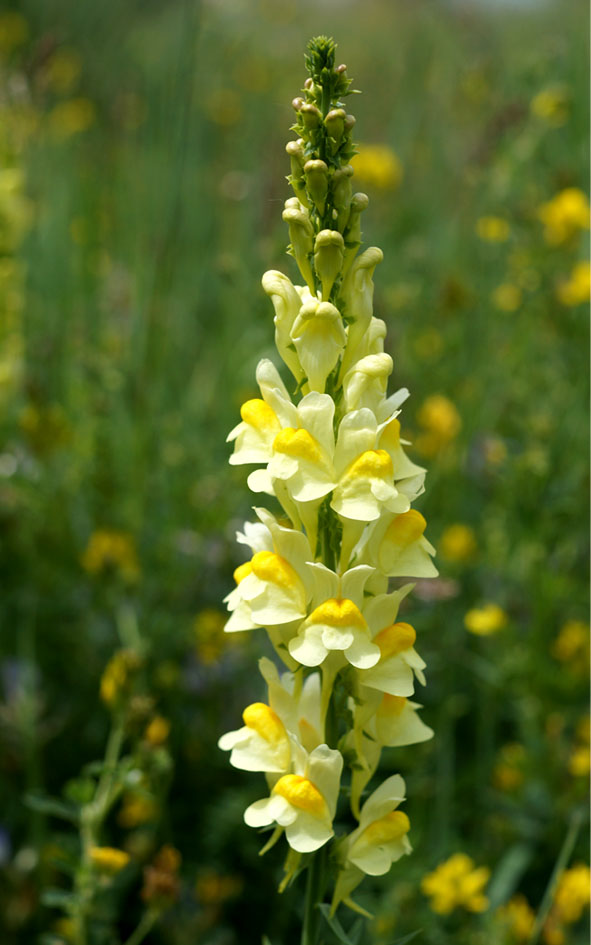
[218,36,438,932]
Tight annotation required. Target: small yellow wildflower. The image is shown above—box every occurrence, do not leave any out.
[556,260,590,306]
[492,283,522,312]
[476,216,510,242]
[496,894,536,941]
[464,603,508,636]
[538,188,590,245]
[568,746,590,778]
[144,715,170,747]
[415,395,461,456]
[81,530,140,582]
[45,48,82,94]
[89,846,130,874]
[352,144,403,190]
[493,743,526,791]
[49,98,96,138]
[118,791,158,828]
[531,86,569,127]
[553,863,591,924]
[421,853,490,914]
[0,11,29,51]
[552,619,589,663]
[440,524,477,563]
[100,649,141,706]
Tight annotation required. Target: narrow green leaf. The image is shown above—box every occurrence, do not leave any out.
[318,903,363,945]
[41,887,77,909]
[387,931,422,945]
[25,792,78,824]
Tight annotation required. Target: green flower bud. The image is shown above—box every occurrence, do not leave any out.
[304,159,329,216]
[331,165,354,231]
[286,140,310,207]
[282,205,315,292]
[344,114,356,133]
[314,229,345,300]
[325,108,346,143]
[342,192,370,276]
[300,103,322,130]
[292,97,305,112]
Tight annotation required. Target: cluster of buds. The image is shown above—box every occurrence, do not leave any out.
[219,37,436,919]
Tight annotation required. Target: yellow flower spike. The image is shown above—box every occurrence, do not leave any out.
[464,603,508,635]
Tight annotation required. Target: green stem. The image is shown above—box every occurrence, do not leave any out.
[528,808,584,945]
[123,908,160,945]
[301,845,328,945]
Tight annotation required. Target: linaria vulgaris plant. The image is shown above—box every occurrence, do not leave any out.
[219,36,437,944]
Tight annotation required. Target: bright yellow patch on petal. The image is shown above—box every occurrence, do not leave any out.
[361,810,410,845]
[378,694,407,717]
[233,561,253,584]
[273,427,323,463]
[347,449,393,480]
[308,598,366,629]
[464,603,507,635]
[273,774,326,814]
[242,702,286,744]
[374,622,416,658]
[250,550,300,589]
[240,398,279,431]
[385,510,426,546]
[380,417,401,449]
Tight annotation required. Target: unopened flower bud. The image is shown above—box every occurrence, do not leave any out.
[344,114,356,133]
[314,229,345,300]
[325,108,346,142]
[300,103,322,130]
[331,165,354,231]
[292,97,305,112]
[290,300,346,392]
[282,206,315,291]
[342,193,370,277]
[304,77,314,90]
[286,140,309,207]
[304,159,329,215]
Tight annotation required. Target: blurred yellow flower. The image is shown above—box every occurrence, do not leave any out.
[493,743,526,791]
[352,144,403,190]
[415,394,461,456]
[476,216,510,242]
[118,791,158,828]
[568,746,590,778]
[89,846,130,873]
[496,894,535,941]
[482,435,508,467]
[553,863,591,924]
[194,607,236,663]
[440,524,477,563]
[49,98,96,138]
[53,917,76,941]
[142,845,181,904]
[81,530,140,582]
[464,603,508,635]
[421,853,490,914]
[492,283,522,312]
[144,715,170,747]
[100,649,141,706]
[195,870,243,905]
[551,619,589,663]
[531,86,569,127]
[45,48,82,94]
[0,11,28,51]
[538,188,590,245]
[556,260,590,306]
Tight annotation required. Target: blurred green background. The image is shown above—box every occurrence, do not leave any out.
[0,0,589,943]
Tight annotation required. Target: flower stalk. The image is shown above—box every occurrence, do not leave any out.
[220,36,437,937]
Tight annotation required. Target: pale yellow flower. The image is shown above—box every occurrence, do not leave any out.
[415,395,461,456]
[538,189,590,245]
[352,144,403,190]
[440,524,477,563]
[476,216,510,242]
[144,715,170,747]
[89,846,130,873]
[421,853,490,914]
[492,283,522,312]
[464,603,508,636]
[553,863,591,924]
[556,261,590,306]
